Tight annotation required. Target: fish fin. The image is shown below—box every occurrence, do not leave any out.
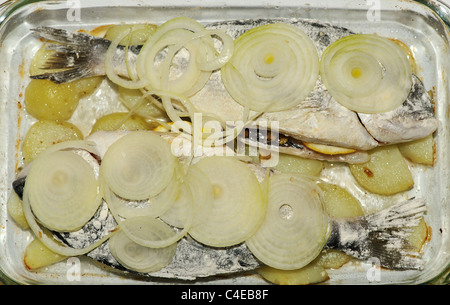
[31,26,98,44]
[30,27,110,83]
[30,69,94,84]
[327,198,427,270]
[363,197,427,270]
[31,68,90,84]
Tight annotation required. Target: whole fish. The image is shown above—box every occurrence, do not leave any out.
[11,130,427,281]
[30,18,438,164]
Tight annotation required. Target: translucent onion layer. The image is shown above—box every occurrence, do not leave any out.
[108,227,177,273]
[119,216,189,249]
[320,34,412,114]
[136,17,233,97]
[221,23,320,112]
[188,156,266,247]
[25,150,101,232]
[105,24,152,89]
[246,173,330,270]
[100,131,177,200]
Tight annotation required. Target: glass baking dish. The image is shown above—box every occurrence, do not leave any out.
[0,0,448,285]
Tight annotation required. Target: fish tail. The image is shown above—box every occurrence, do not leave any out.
[30,27,111,83]
[326,197,427,270]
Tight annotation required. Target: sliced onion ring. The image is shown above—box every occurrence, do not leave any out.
[19,140,111,256]
[160,163,214,228]
[103,163,183,219]
[105,25,152,89]
[320,34,412,114]
[136,17,214,97]
[25,150,101,232]
[22,188,113,257]
[246,173,330,270]
[195,29,234,72]
[153,28,212,96]
[159,182,194,228]
[221,23,319,112]
[119,216,190,249]
[100,131,177,200]
[108,228,176,273]
[36,140,100,157]
[188,156,266,247]
[184,164,214,226]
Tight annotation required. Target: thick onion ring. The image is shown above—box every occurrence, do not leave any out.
[100,131,177,200]
[221,23,319,112]
[246,173,330,270]
[320,34,412,114]
[188,156,266,247]
[108,227,176,273]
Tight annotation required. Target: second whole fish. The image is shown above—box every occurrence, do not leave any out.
[11,130,427,280]
[30,18,438,164]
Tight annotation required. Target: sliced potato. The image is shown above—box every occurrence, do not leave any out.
[398,134,434,165]
[7,191,28,230]
[118,86,168,120]
[24,239,67,270]
[315,182,365,269]
[90,112,153,134]
[271,153,324,176]
[407,217,429,251]
[257,262,329,285]
[25,79,80,121]
[349,145,414,195]
[314,249,351,269]
[30,44,103,95]
[25,76,102,122]
[21,120,84,164]
[319,182,364,218]
[71,76,104,99]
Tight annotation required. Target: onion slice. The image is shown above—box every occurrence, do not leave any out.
[19,141,111,256]
[22,188,113,257]
[25,150,101,232]
[103,163,183,219]
[136,17,214,97]
[108,228,176,273]
[195,29,235,72]
[221,23,319,112]
[36,140,100,157]
[119,216,187,249]
[160,163,214,227]
[188,156,266,247]
[246,173,330,270]
[100,131,177,200]
[105,25,152,89]
[320,34,412,114]
[184,164,214,226]
[159,182,194,228]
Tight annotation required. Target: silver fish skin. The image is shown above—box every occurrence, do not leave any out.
[358,74,438,144]
[30,18,438,160]
[11,130,427,280]
[202,18,437,150]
